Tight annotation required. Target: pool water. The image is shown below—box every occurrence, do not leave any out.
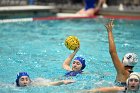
[0,18,140,93]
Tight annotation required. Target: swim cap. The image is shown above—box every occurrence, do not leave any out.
[16,72,30,86]
[74,57,86,70]
[126,72,140,85]
[122,53,138,67]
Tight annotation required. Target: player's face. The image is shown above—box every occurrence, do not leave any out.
[19,76,30,87]
[72,60,82,71]
[128,78,139,91]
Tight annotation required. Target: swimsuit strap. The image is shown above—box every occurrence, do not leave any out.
[128,70,133,73]
[124,87,127,93]
[65,70,83,76]
[114,80,126,87]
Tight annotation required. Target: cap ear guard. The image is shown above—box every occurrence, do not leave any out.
[122,53,138,67]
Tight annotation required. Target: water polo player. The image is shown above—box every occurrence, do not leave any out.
[87,72,140,93]
[125,72,140,92]
[105,19,138,87]
[16,72,31,87]
[15,72,75,87]
[63,48,86,77]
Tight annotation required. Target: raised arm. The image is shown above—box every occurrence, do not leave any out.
[105,19,124,73]
[63,48,79,71]
[32,79,75,86]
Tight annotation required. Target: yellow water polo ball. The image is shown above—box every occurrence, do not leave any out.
[65,36,80,50]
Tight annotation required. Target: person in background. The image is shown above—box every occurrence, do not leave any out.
[87,72,140,93]
[15,72,75,87]
[102,0,108,8]
[63,48,86,77]
[105,19,138,87]
[77,0,105,16]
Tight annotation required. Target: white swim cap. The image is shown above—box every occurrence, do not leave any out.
[122,53,138,67]
[126,72,140,85]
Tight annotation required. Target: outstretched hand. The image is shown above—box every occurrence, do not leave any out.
[63,80,75,85]
[105,19,114,32]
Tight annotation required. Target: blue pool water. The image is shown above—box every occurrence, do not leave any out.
[0,18,140,93]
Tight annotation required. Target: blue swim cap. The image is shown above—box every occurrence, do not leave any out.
[74,57,86,70]
[16,72,30,86]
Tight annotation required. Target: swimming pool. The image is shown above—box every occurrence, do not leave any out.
[0,18,140,93]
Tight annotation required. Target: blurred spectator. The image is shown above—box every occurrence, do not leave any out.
[102,0,108,8]
[118,3,124,11]
[133,0,140,6]
[76,0,106,16]
[71,0,83,4]
[118,0,140,11]
[28,0,34,5]
[124,0,140,6]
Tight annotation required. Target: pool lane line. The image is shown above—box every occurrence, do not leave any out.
[33,16,98,20]
[0,18,33,23]
[0,15,140,23]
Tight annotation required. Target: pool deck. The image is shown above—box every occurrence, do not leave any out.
[0,5,56,19]
[0,5,56,12]
[99,5,140,16]
[55,4,140,17]
[0,5,140,19]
